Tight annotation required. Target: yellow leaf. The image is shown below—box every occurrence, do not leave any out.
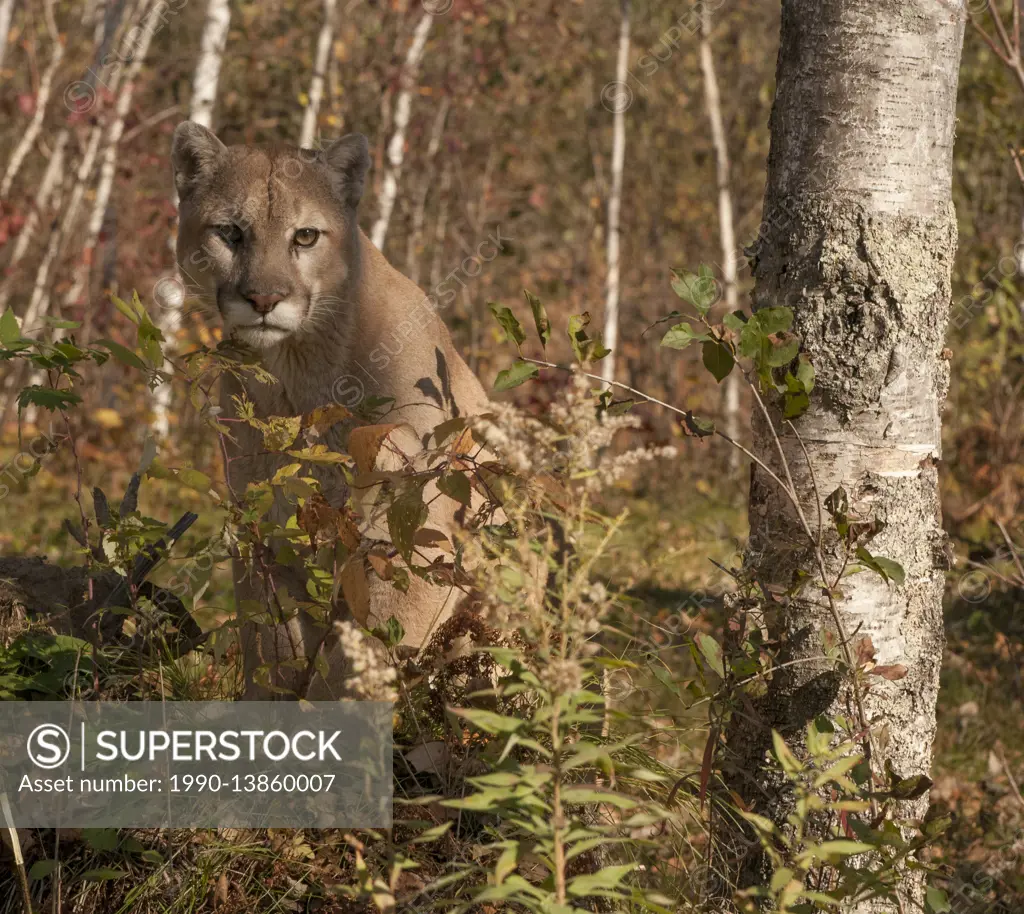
[91,407,123,429]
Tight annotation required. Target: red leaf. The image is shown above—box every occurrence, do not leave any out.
[868,664,908,681]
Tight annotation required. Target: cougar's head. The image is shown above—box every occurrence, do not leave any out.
[171,122,370,350]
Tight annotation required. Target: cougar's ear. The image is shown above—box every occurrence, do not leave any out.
[323,134,370,208]
[171,121,227,199]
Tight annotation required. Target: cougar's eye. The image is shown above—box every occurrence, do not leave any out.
[294,228,320,247]
[215,224,243,246]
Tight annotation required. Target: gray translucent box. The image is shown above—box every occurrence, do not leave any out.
[0,702,392,828]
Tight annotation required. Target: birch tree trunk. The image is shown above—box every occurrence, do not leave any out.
[600,0,630,387]
[188,0,230,131]
[152,0,231,438]
[698,4,740,471]
[0,0,15,72]
[299,0,338,149]
[63,0,164,311]
[0,0,62,202]
[370,11,434,252]
[720,2,966,910]
[0,131,67,313]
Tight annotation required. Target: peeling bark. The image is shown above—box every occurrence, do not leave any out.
[721,1,966,911]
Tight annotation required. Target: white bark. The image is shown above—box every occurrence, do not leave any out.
[153,0,231,439]
[600,0,630,387]
[63,0,164,311]
[299,0,338,149]
[0,0,15,72]
[0,130,67,313]
[0,6,63,201]
[22,123,107,331]
[370,11,435,252]
[698,4,740,470]
[189,0,230,130]
[722,2,967,911]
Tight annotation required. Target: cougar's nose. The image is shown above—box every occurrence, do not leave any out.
[245,292,286,314]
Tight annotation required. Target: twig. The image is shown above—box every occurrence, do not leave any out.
[995,518,1024,582]
[0,791,32,914]
[996,745,1024,811]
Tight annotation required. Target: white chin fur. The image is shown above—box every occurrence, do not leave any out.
[221,296,305,348]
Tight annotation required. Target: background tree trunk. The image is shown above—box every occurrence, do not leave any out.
[698,1,741,472]
[370,11,434,253]
[722,1,966,910]
[0,0,15,72]
[152,0,231,439]
[599,0,629,388]
[299,0,338,149]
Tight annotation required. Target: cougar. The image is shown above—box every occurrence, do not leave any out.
[171,122,496,698]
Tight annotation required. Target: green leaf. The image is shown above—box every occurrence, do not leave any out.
[813,839,874,859]
[683,412,715,438]
[661,321,710,350]
[29,859,58,881]
[767,336,801,368]
[753,307,793,335]
[453,707,524,734]
[0,308,20,344]
[568,312,611,364]
[524,290,551,347]
[783,391,809,419]
[383,616,405,648]
[387,488,428,560]
[494,360,539,392]
[694,633,725,677]
[561,787,637,808]
[671,267,719,314]
[855,547,906,586]
[702,340,734,382]
[18,387,82,412]
[723,310,747,332]
[83,828,120,852]
[175,469,212,494]
[796,354,815,392]
[438,472,472,506]
[738,322,766,361]
[95,338,147,370]
[926,886,951,913]
[111,295,141,325]
[488,302,526,349]
[771,730,801,775]
[568,863,638,896]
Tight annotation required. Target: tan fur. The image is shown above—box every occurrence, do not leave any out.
[171,123,492,697]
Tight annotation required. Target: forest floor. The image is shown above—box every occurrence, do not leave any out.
[0,428,1021,912]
